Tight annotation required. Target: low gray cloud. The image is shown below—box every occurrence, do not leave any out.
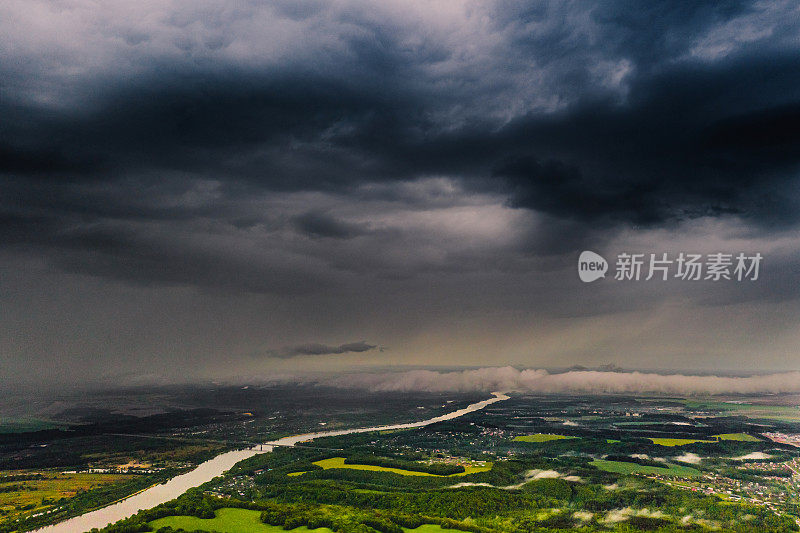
[327,367,800,396]
[269,341,378,359]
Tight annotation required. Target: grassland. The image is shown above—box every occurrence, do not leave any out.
[0,471,132,524]
[590,459,701,477]
[712,433,761,441]
[150,508,335,533]
[513,434,577,443]
[407,526,463,533]
[647,433,759,446]
[309,457,492,477]
[648,438,715,446]
[150,509,464,533]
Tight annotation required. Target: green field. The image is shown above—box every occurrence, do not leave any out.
[712,433,761,442]
[309,457,492,477]
[647,434,759,446]
[513,434,577,443]
[151,508,334,533]
[150,509,462,533]
[591,459,701,477]
[0,471,134,524]
[407,526,463,533]
[649,438,715,446]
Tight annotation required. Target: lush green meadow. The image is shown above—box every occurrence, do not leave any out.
[648,433,761,446]
[648,437,715,446]
[0,471,133,524]
[713,433,761,442]
[309,457,492,477]
[150,508,465,533]
[150,508,334,533]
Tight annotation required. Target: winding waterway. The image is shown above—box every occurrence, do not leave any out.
[35,392,508,533]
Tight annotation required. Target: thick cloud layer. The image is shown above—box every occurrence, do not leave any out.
[1,1,799,386]
[2,0,800,293]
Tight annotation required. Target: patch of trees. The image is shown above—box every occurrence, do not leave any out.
[260,502,487,533]
[256,458,528,492]
[91,480,800,533]
[0,434,226,470]
[263,482,554,520]
[626,516,673,530]
[93,491,489,533]
[0,409,235,452]
[229,447,330,476]
[521,478,573,501]
[740,468,792,478]
[720,468,793,482]
[90,450,800,533]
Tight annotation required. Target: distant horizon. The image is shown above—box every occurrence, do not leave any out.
[6,365,800,398]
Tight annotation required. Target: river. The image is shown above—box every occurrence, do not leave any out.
[34,391,508,533]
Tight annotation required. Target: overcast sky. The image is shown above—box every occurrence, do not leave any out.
[1,0,799,389]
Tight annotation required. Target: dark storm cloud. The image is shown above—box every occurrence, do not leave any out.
[3,0,800,389]
[493,54,800,226]
[268,341,378,358]
[1,0,799,292]
[0,75,403,187]
[293,211,366,239]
